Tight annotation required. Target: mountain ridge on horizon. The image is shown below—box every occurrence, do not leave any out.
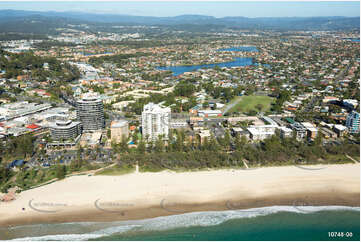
[0,9,358,34]
[0,9,358,20]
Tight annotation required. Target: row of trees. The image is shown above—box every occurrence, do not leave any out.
[88,52,151,67]
[111,128,359,171]
[202,82,246,102]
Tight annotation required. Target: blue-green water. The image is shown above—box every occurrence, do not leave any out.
[3,206,359,241]
[217,46,259,52]
[157,57,254,76]
[343,38,360,42]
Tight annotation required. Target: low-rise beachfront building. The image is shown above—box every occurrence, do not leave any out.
[333,124,348,137]
[301,122,318,140]
[279,126,293,138]
[197,129,211,144]
[289,122,307,141]
[247,125,278,141]
[80,131,102,147]
[110,120,129,143]
[231,127,250,140]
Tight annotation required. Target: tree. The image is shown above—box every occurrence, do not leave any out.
[223,130,231,150]
[256,104,264,113]
[174,81,195,97]
[111,140,119,153]
[154,135,164,153]
[174,130,185,151]
[137,140,146,154]
[313,132,323,147]
[120,135,129,152]
[0,141,3,162]
[234,133,243,151]
[202,102,209,108]
[208,135,220,152]
[56,165,66,179]
[132,132,138,144]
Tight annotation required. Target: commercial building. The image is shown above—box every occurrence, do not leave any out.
[110,120,129,143]
[49,120,82,141]
[346,111,360,133]
[0,101,51,121]
[198,109,222,117]
[141,102,171,141]
[76,93,105,131]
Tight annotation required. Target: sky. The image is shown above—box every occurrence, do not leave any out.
[0,1,359,18]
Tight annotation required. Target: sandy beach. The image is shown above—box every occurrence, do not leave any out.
[0,164,359,227]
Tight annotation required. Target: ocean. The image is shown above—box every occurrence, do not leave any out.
[2,206,359,241]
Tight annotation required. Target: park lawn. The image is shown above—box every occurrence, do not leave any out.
[228,95,275,114]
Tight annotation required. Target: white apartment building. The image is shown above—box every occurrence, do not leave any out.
[141,103,171,141]
[247,125,278,141]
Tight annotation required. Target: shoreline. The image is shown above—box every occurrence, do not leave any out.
[0,164,359,227]
[2,191,359,228]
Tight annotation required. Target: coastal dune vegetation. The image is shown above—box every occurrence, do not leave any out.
[1,130,359,193]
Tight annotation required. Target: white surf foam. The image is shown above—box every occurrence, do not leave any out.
[12,225,139,241]
[137,205,360,231]
[11,206,360,241]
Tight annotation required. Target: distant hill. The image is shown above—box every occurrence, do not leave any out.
[0,10,358,34]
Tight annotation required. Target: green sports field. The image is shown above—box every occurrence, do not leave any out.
[226,95,275,114]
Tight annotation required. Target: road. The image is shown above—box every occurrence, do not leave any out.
[334,62,352,83]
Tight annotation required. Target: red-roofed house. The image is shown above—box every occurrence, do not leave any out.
[26,123,40,130]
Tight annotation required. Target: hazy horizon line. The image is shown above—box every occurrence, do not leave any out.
[0,8,360,18]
